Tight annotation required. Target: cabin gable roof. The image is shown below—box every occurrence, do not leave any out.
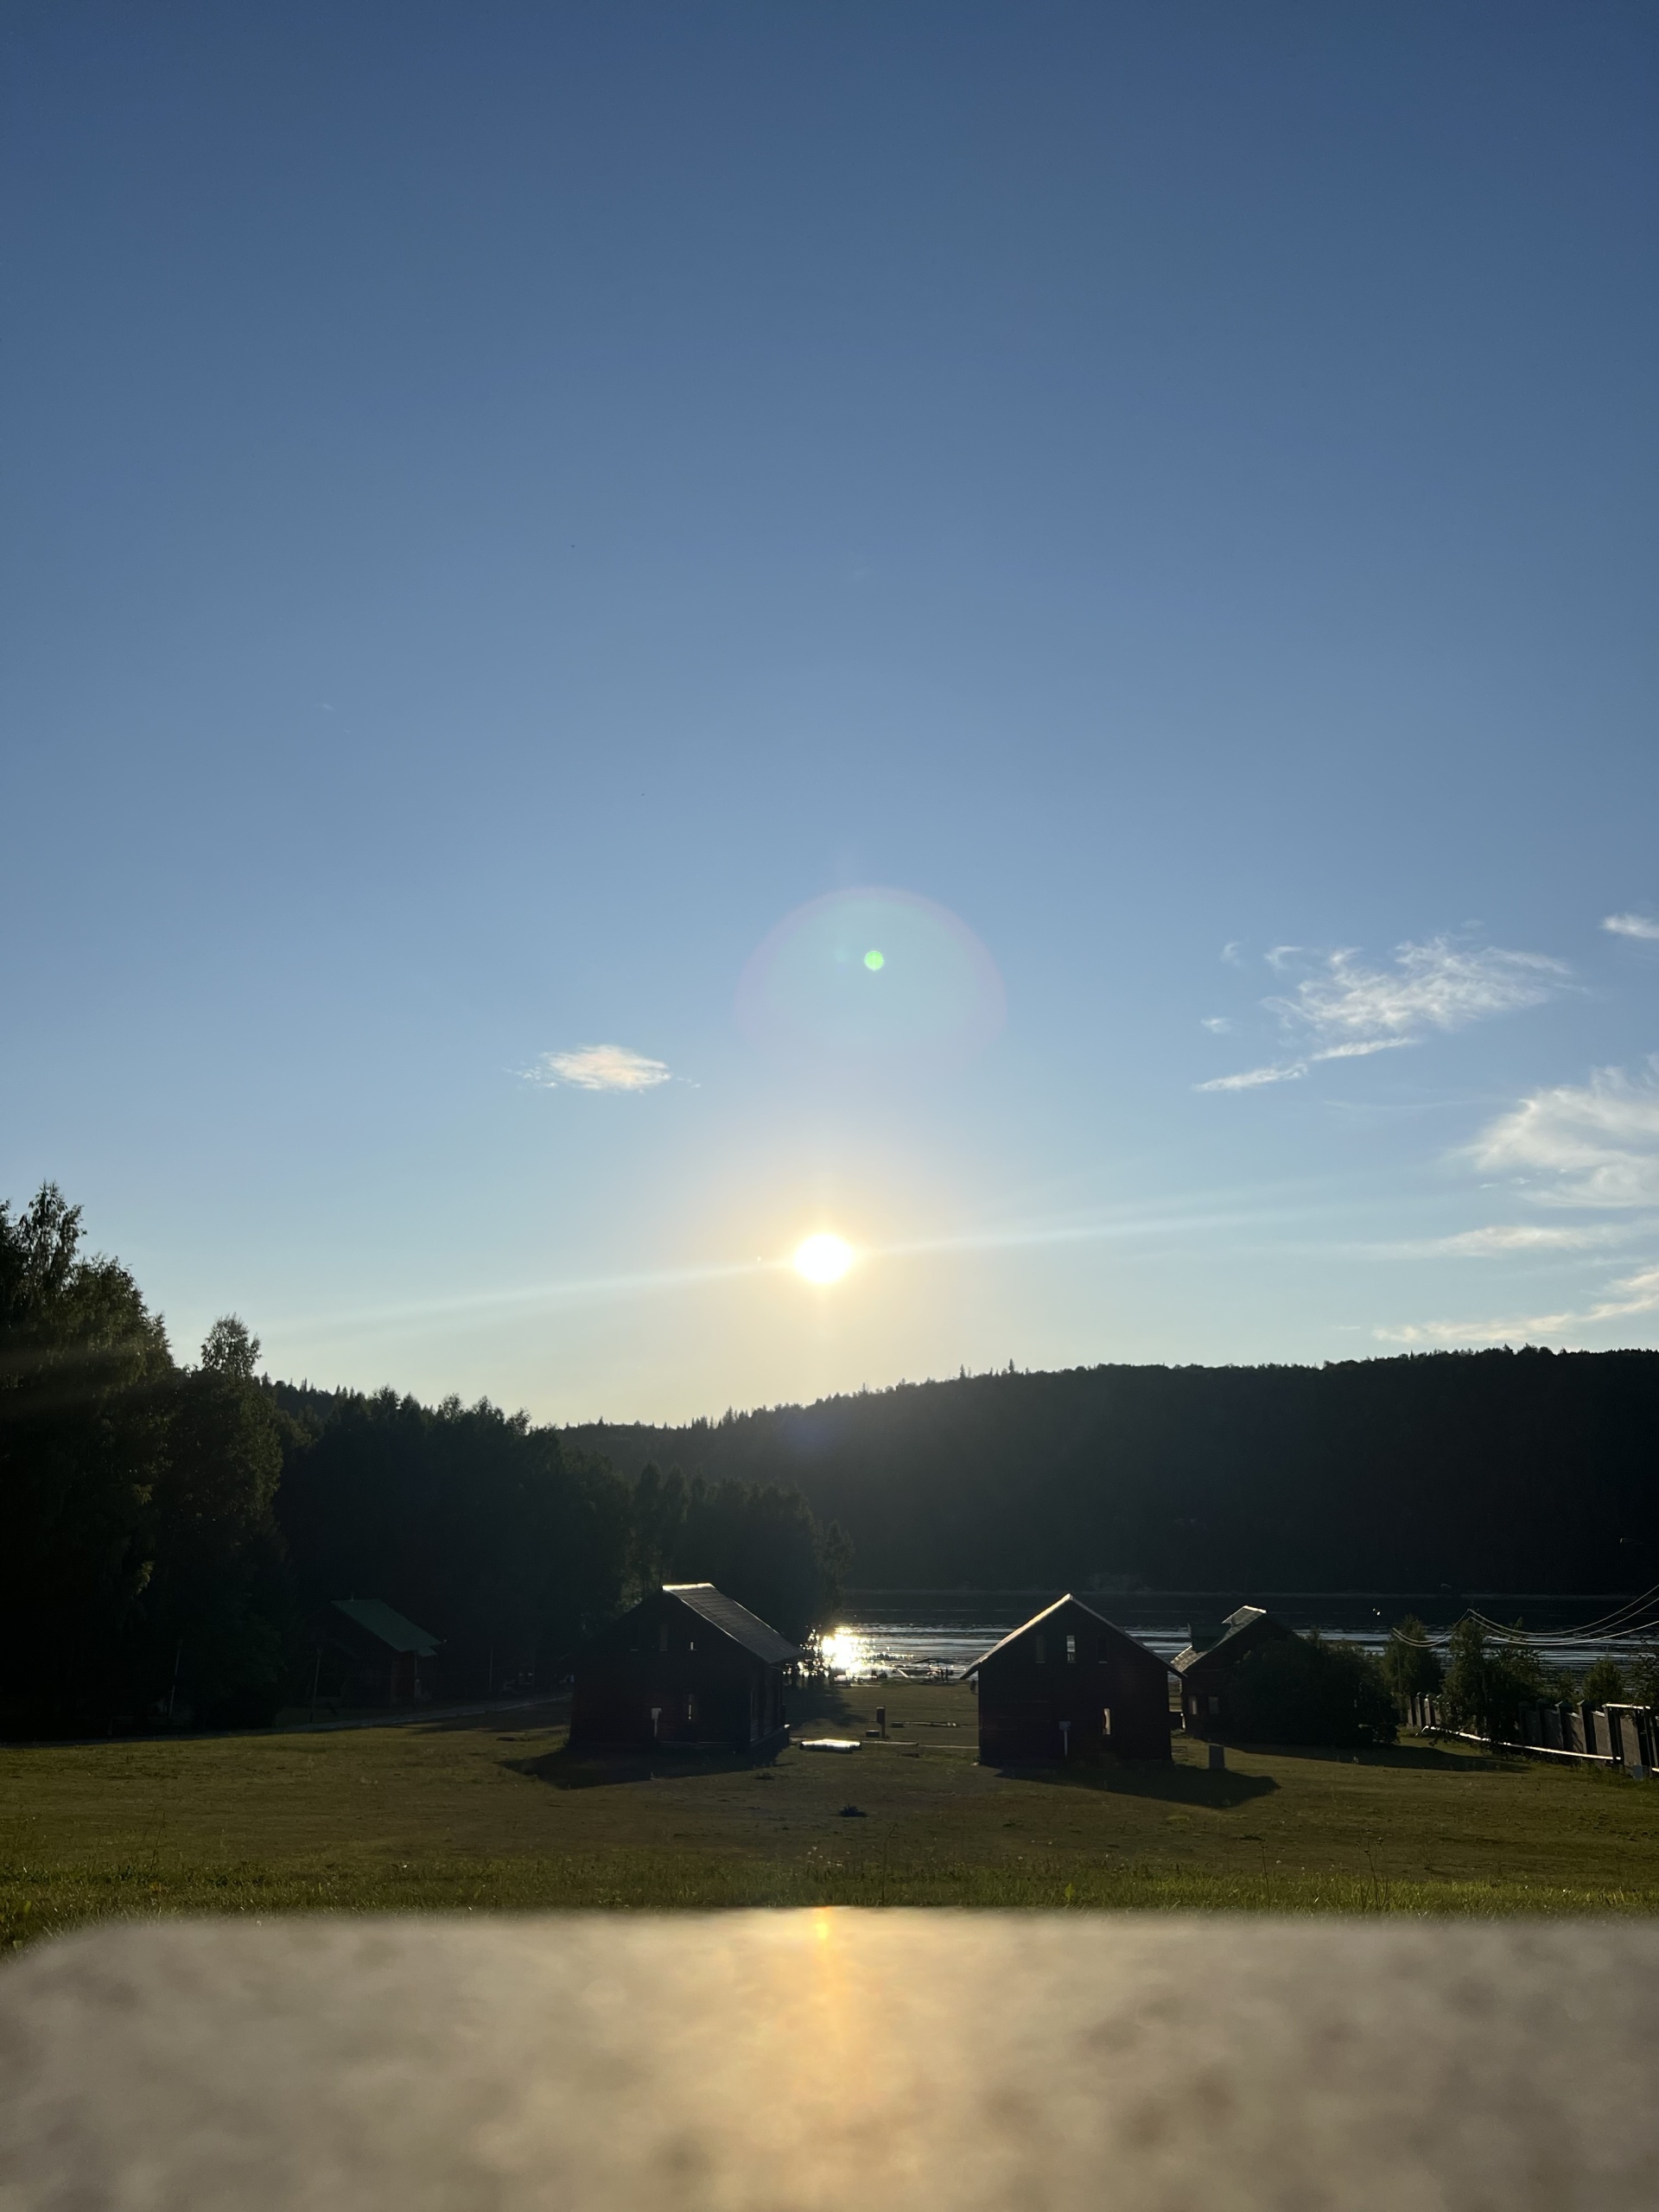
[1172,1604,1292,1677]
[327,1599,441,1656]
[958,1594,1177,1682]
[659,1584,802,1667]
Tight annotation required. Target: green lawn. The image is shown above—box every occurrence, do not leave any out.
[4,1679,1656,1951]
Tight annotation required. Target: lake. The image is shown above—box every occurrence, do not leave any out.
[822,1589,1650,1679]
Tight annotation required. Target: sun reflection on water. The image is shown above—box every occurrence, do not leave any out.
[817,1626,869,1677]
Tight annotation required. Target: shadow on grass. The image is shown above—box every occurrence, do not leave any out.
[783,1681,861,1730]
[506,1742,784,1791]
[408,1699,572,1739]
[1214,1738,1505,1773]
[993,1758,1277,1810]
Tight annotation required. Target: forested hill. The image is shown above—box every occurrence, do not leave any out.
[564,1349,1659,1594]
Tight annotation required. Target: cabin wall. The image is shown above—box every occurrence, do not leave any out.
[569,1601,789,1751]
[1176,1618,1295,1738]
[976,1610,1172,1763]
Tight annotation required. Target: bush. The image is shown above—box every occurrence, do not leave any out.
[1579,1656,1627,1707]
[1229,1633,1397,1748]
[1440,1619,1548,1741]
[1381,1616,1443,1706]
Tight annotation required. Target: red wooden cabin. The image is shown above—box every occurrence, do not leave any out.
[1172,1605,1295,1737]
[308,1599,440,1707]
[569,1583,799,1756]
[962,1594,1176,1764]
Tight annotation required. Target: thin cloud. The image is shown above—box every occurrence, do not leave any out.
[1200,937,1566,1094]
[1195,1061,1307,1092]
[269,1191,1289,1342]
[525,1044,672,1092]
[1604,912,1659,942]
[1375,1263,1659,1347]
[1415,1223,1636,1257]
[1200,1016,1234,1034]
[1270,938,1565,1050]
[1469,1060,1659,1208]
[1307,1037,1414,1062]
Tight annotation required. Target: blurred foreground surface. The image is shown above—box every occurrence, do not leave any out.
[2,1911,1655,2210]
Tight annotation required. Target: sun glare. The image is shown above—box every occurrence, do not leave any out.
[793,1233,855,1285]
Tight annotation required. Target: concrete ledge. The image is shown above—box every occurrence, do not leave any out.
[2,1913,1655,2209]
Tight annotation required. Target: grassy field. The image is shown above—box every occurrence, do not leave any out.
[4,1678,1657,1951]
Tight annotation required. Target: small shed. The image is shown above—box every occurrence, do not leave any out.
[960,1594,1176,1764]
[1173,1605,1295,1737]
[309,1599,441,1706]
[569,1583,799,1756]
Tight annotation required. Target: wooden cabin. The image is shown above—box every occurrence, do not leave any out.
[308,1599,440,1706]
[961,1594,1176,1764]
[1172,1604,1295,1738]
[569,1583,799,1756]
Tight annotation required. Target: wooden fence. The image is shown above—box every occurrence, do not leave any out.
[1408,1693,1656,1775]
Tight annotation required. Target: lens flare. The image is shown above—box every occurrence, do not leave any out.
[794,1234,855,1284]
[736,887,1003,1071]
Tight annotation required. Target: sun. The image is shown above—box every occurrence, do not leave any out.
[793,1233,855,1284]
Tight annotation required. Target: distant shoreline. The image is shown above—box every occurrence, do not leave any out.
[842,1587,1640,1602]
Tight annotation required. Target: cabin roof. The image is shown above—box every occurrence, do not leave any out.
[329,1598,441,1656]
[957,1593,1177,1681]
[662,1584,801,1668]
[1172,1604,1282,1675]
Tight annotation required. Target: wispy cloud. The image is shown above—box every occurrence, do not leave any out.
[1199,938,1567,1094]
[1375,1263,1659,1346]
[1196,1061,1307,1092]
[267,1191,1290,1344]
[1469,1060,1659,1208]
[1200,1016,1234,1035]
[1269,938,1565,1048]
[1604,912,1659,942]
[1413,1223,1637,1257]
[525,1044,672,1092]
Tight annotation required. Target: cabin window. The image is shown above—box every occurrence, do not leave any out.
[688,1637,696,1653]
[1102,1707,1112,1738]
[1208,1695,1221,1716]
[658,1624,669,1653]
[684,1692,697,1724]
[1032,1634,1046,1665]
[1065,1633,1077,1665]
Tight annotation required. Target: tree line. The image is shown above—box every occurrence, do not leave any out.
[565,1346,1659,1593]
[0,1187,847,1737]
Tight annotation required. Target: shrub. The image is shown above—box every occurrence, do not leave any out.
[1579,1656,1627,1707]
[1229,1633,1397,1748]
[1381,1616,1443,1706]
[1440,1619,1548,1741]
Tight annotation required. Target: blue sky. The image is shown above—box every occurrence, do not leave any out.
[3,1,1656,1421]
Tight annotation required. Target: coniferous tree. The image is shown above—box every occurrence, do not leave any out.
[0,1185,175,1731]
[143,1317,288,1725]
